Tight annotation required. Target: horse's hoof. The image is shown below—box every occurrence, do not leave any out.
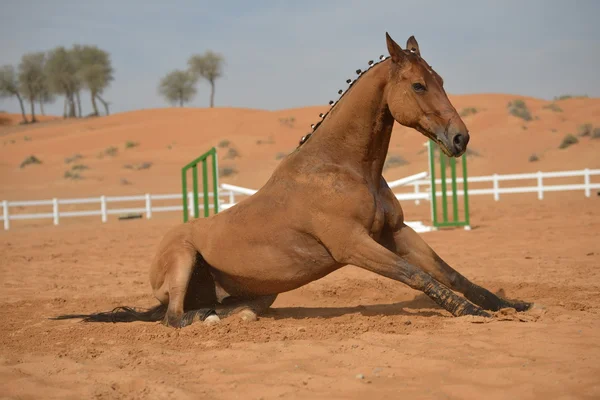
[511,301,533,312]
[239,309,258,322]
[204,314,220,325]
[462,303,492,318]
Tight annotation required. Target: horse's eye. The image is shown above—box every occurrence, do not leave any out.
[412,83,426,93]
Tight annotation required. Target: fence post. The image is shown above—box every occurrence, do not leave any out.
[414,182,420,205]
[584,168,591,197]
[188,192,194,217]
[100,196,107,223]
[52,198,59,226]
[537,171,544,200]
[493,174,499,201]
[145,193,152,219]
[2,200,8,231]
[228,190,234,205]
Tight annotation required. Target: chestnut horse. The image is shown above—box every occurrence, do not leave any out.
[53,33,531,328]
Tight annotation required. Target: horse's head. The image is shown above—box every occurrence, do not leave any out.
[384,32,469,157]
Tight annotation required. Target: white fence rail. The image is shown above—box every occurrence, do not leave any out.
[1,168,598,231]
[395,168,600,203]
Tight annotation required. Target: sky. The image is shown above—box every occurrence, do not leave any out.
[1,0,599,116]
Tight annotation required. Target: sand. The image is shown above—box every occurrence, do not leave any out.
[1,95,599,201]
[1,194,599,399]
[1,96,599,399]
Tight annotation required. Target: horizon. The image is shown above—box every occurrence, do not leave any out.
[1,1,599,116]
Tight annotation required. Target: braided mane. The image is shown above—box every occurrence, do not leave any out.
[296,55,391,148]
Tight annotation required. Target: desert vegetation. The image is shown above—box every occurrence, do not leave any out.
[542,102,563,112]
[217,139,230,148]
[224,147,240,160]
[459,107,478,117]
[383,154,408,171]
[159,51,224,107]
[20,155,42,168]
[554,94,589,101]
[559,134,579,149]
[219,165,237,177]
[507,99,532,121]
[279,116,296,127]
[0,45,113,123]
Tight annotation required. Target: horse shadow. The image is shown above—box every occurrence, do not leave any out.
[265,293,444,320]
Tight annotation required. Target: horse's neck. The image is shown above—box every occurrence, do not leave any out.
[305,62,394,182]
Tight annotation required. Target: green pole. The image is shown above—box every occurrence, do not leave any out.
[202,158,209,217]
[462,153,470,227]
[450,156,459,222]
[428,141,438,227]
[192,165,199,218]
[211,149,219,214]
[440,152,448,223]
[181,168,188,222]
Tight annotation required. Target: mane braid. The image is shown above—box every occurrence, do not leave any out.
[296,55,390,148]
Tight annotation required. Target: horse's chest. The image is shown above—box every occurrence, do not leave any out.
[369,197,386,237]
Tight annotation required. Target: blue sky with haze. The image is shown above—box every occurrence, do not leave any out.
[1,0,598,116]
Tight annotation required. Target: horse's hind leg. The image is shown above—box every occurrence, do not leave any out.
[153,247,219,327]
[178,295,277,328]
[382,224,532,312]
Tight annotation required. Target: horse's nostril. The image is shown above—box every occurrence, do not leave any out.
[453,134,464,148]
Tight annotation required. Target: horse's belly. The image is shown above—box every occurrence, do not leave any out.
[203,231,340,296]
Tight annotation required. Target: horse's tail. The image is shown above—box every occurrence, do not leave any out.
[50,304,167,324]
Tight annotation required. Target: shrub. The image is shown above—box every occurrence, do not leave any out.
[104,146,118,157]
[20,155,42,168]
[559,134,578,149]
[256,136,275,145]
[125,141,139,149]
[120,178,132,185]
[65,154,83,164]
[64,170,82,180]
[279,116,296,127]
[71,164,89,171]
[219,166,238,177]
[542,103,562,112]
[23,136,32,141]
[577,123,592,137]
[459,107,478,117]
[217,139,230,148]
[383,154,408,171]
[592,128,600,139]
[224,147,239,159]
[528,154,539,162]
[554,94,588,101]
[124,162,152,170]
[507,99,532,121]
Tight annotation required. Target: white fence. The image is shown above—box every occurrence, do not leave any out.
[392,168,600,203]
[1,168,598,231]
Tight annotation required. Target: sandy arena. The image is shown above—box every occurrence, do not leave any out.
[1,193,599,399]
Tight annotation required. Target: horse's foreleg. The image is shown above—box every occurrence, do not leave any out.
[336,234,491,317]
[383,224,532,312]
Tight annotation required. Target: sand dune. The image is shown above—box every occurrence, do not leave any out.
[1,94,599,201]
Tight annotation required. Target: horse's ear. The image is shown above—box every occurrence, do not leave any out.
[406,35,420,56]
[386,32,406,64]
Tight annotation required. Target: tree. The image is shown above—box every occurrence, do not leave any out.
[0,65,28,123]
[18,52,46,123]
[45,46,80,118]
[158,70,197,107]
[188,51,224,108]
[37,83,55,116]
[72,45,114,116]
